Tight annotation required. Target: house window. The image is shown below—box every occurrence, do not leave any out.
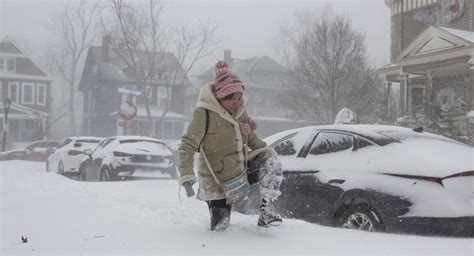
[8,82,19,103]
[22,82,35,104]
[0,58,4,71]
[37,83,46,105]
[7,58,16,72]
[157,87,169,108]
[0,81,3,101]
[409,85,425,114]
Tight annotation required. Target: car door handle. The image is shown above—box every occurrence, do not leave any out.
[328,179,345,184]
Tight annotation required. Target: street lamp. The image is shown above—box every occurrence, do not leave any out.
[2,97,11,152]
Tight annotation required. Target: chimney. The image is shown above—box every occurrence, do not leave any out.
[102,35,111,62]
[224,49,232,66]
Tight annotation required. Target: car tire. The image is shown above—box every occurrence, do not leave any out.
[46,161,50,172]
[336,204,385,232]
[99,166,111,182]
[78,166,86,181]
[58,161,65,175]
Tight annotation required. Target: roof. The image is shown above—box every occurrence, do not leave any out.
[0,37,51,79]
[439,27,474,43]
[0,102,50,117]
[0,39,22,54]
[198,56,290,89]
[79,45,192,90]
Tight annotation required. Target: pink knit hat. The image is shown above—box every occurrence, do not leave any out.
[213,61,244,99]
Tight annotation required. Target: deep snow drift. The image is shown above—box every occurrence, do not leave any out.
[1,161,472,256]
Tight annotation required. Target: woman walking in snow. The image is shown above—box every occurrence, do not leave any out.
[178,61,283,231]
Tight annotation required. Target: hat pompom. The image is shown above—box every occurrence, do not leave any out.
[215,60,228,69]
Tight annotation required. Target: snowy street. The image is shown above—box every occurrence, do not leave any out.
[1,161,472,256]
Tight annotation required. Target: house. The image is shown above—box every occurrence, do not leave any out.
[195,50,310,137]
[78,36,191,140]
[0,37,52,146]
[380,0,474,144]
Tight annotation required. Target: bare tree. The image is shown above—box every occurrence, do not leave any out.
[277,13,384,124]
[102,0,219,137]
[48,0,99,135]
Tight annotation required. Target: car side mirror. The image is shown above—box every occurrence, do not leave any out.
[84,149,92,156]
[47,147,55,154]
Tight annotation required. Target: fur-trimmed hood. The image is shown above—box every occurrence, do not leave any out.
[196,83,247,122]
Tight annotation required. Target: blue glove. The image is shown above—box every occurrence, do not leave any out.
[183,182,195,197]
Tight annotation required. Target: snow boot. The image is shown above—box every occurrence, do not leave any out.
[257,198,282,227]
[207,199,232,231]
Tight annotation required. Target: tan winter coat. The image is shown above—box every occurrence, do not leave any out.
[178,83,267,201]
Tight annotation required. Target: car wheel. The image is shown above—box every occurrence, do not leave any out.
[46,161,50,172]
[99,167,111,182]
[336,204,385,232]
[58,161,65,175]
[78,166,87,181]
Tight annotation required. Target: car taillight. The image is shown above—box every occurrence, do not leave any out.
[68,150,82,156]
[444,171,474,179]
[113,151,132,157]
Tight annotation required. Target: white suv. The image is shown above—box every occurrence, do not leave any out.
[46,136,102,175]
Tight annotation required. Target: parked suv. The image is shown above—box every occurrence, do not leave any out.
[79,136,176,181]
[46,136,102,175]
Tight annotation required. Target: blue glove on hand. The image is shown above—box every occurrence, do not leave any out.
[183,182,195,197]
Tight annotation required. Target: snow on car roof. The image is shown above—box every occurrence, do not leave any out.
[67,136,103,141]
[265,124,464,146]
[109,135,165,144]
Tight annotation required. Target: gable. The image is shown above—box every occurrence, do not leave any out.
[416,37,457,55]
[396,26,472,61]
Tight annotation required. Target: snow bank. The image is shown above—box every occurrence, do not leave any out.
[1,161,472,256]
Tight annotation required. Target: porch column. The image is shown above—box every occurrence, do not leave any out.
[384,81,392,121]
[469,57,474,111]
[426,70,433,94]
[399,73,409,116]
[467,57,474,145]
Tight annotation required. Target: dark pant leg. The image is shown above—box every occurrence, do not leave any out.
[207,199,232,231]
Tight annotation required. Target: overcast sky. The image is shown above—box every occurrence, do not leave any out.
[0,0,391,73]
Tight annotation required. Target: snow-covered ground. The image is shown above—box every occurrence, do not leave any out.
[1,161,472,256]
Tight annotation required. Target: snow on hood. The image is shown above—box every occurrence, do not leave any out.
[115,141,172,156]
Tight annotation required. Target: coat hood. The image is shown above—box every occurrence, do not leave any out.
[196,83,246,120]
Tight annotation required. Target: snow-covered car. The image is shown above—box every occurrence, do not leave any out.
[46,136,102,175]
[235,125,474,237]
[0,140,60,162]
[79,136,176,181]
